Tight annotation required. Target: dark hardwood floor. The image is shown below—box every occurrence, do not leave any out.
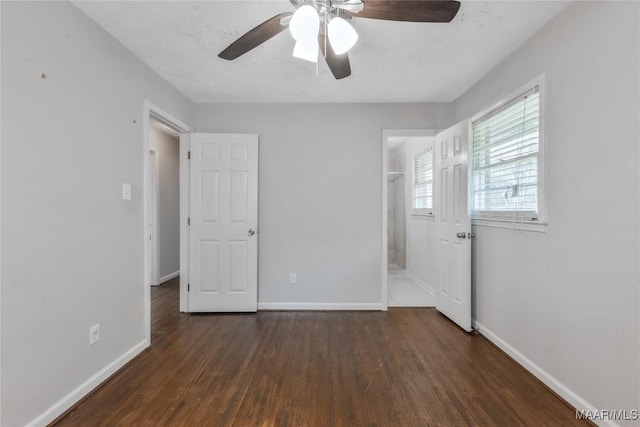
[54,278,587,426]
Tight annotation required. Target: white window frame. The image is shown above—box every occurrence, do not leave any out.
[469,74,547,232]
[412,146,434,217]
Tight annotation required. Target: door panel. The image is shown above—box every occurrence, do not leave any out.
[189,133,258,312]
[230,171,248,222]
[440,167,448,221]
[453,164,462,224]
[435,120,471,332]
[229,240,249,292]
[200,240,220,292]
[201,171,219,222]
[438,238,449,297]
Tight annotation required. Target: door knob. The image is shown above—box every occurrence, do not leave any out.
[456,232,467,239]
[248,228,256,236]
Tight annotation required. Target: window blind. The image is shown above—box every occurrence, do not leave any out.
[470,85,540,220]
[413,148,433,215]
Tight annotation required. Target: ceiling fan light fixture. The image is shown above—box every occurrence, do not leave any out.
[218,0,461,79]
[289,5,320,62]
[293,40,319,63]
[328,17,358,55]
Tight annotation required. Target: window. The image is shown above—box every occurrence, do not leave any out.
[470,81,542,222]
[413,147,433,216]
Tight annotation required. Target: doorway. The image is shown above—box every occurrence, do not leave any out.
[387,136,406,272]
[382,130,437,308]
[142,101,192,345]
[148,120,180,288]
[148,148,159,287]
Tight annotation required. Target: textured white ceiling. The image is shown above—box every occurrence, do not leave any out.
[72,1,571,103]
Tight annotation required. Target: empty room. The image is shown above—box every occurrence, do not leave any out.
[1,1,639,426]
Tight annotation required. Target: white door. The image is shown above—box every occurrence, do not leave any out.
[435,120,472,331]
[188,133,259,312]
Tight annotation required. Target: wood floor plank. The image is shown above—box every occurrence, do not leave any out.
[53,279,590,426]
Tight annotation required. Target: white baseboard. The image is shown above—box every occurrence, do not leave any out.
[26,339,148,427]
[157,270,180,285]
[405,270,434,296]
[258,302,383,311]
[473,321,615,427]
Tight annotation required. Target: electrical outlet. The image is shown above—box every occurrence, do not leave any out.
[89,323,100,345]
[289,273,296,284]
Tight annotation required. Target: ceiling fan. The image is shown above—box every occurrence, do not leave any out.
[218,0,461,79]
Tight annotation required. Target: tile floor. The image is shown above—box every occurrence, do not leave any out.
[387,269,434,307]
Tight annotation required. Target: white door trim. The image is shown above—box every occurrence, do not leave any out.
[381,129,438,311]
[178,134,190,313]
[142,100,193,346]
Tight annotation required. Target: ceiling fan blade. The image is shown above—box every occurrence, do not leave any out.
[219,12,292,60]
[319,35,351,80]
[352,0,460,22]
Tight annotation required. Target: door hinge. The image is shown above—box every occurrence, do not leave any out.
[188,151,191,160]
[188,217,190,226]
[187,283,190,292]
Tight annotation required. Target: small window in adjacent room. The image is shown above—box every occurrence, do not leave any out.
[413,147,433,216]
[470,79,544,223]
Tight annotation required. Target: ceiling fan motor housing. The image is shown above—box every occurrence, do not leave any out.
[290,0,360,18]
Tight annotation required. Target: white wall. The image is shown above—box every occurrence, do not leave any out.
[1,2,193,425]
[149,126,180,281]
[194,104,451,307]
[451,2,639,420]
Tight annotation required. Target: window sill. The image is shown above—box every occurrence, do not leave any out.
[472,218,547,233]
[412,214,435,220]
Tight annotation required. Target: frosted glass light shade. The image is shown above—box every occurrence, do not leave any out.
[293,40,319,63]
[328,17,358,55]
[290,5,320,62]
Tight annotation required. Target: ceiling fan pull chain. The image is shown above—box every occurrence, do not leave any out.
[324,11,328,59]
[317,9,326,76]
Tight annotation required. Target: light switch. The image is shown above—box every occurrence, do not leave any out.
[122,183,132,201]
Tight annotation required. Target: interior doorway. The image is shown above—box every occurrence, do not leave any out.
[382,130,437,308]
[148,148,159,287]
[148,120,180,288]
[142,101,192,345]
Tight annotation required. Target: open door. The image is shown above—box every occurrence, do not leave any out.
[188,133,258,312]
[435,120,472,331]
